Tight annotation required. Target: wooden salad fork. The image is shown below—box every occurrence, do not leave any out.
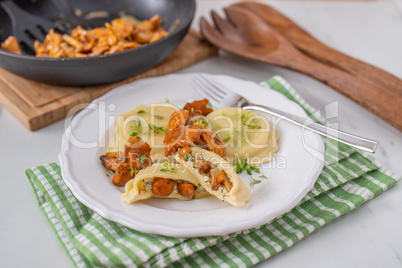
[200,6,402,131]
[233,2,402,96]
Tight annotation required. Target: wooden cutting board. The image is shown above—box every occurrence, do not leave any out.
[0,30,218,131]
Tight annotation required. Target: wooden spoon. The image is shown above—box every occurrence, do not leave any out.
[200,6,402,131]
[233,2,402,97]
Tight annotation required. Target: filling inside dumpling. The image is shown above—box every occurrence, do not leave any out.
[178,148,233,195]
[138,177,207,199]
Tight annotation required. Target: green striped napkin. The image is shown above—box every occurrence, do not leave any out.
[26,76,400,268]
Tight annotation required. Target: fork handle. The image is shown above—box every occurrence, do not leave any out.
[242,104,380,153]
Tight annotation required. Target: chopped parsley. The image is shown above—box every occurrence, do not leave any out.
[160,161,178,173]
[130,118,142,136]
[150,124,167,133]
[140,154,147,164]
[161,168,178,173]
[233,155,267,185]
[144,124,167,135]
[165,98,170,104]
[244,124,261,130]
[233,155,247,174]
[223,130,233,143]
[213,125,221,131]
[250,178,262,186]
[240,112,248,124]
[194,119,207,127]
[137,110,164,119]
[130,167,139,176]
[247,166,260,175]
[221,112,261,131]
[184,153,193,161]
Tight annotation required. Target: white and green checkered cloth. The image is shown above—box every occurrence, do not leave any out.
[26,76,400,268]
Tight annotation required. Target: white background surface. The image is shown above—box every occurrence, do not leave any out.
[1,0,402,267]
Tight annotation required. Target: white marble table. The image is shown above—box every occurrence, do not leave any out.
[1,1,401,267]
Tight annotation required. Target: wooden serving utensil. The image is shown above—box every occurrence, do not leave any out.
[200,6,402,131]
[233,2,402,96]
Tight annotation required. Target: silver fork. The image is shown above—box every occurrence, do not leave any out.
[190,74,379,153]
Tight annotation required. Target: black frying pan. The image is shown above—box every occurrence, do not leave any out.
[0,0,195,86]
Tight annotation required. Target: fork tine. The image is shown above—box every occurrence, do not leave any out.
[196,74,244,108]
[190,77,222,104]
[211,10,236,34]
[191,74,243,108]
[196,74,229,98]
[194,75,227,100]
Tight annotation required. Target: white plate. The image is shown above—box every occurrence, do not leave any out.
[59,73,324,237]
